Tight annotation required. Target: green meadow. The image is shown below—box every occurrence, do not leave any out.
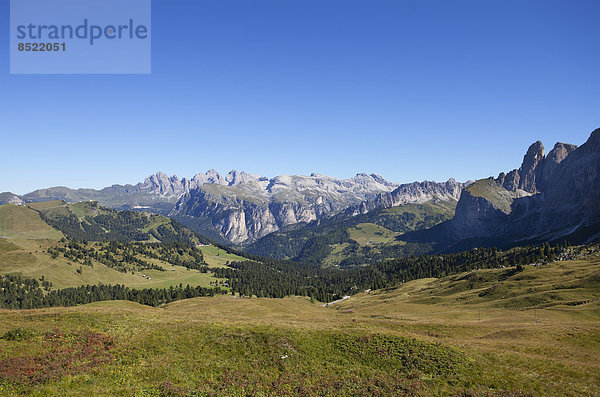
[0,202,599,395]
[0,256,598,396]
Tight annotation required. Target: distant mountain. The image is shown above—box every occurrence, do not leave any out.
[245,180,464,266]
[403,128,600,250]
[11,170,406,245]
[0,192,24,206]
[343,179,465,216]
[20,169,255,214]
[170,173,402,244]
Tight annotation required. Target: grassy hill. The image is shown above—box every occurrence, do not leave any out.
[246,199,456,267]
[200,244,247,267]
[0,204,63,240]
[0,255,598,395]
[464,178,522,214]
[0,203,247,291]
[0,238,234,290]
[30,200,203,243]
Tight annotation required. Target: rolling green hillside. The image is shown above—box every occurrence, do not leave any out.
[1,201,599,394]
[31,200,203,244]
[0,203,247,292]
[246,199,456,267]
[0,205,63,240]
[0,254,598,396]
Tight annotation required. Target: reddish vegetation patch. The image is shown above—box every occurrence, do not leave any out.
[0,330,115,385]
[204,369,425,396]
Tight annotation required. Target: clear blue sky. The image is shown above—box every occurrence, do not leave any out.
[2,0,599,195]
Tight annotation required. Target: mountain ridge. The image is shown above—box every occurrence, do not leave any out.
[11,170,464,245]
[169,174,462,244]
[402,128,600,250]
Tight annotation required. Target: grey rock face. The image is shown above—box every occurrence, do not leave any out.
[140,169,264,198]
[539,142,578,191]
[450,179,529,240]
[345,179,464,216]
[500,169,520,191]
[540,129,600,229]
[0,192,24,206]
[497,141,545,193]
[142,172,184,197]
[171,173,400,244]
[518,141,545,193]
[450,128,600,243]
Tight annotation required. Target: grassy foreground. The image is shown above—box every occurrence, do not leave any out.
[0,257,599,396]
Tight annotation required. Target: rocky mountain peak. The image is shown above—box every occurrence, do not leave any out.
[143,172,184,197]
[370,174,390,185]
[446,127,600,244]
[538,142,578,191]
[497,140,549,193]
[224,170,263,186]
[547,142,578,164]
[518,140,545,193]
[0,192,24,206]
[350,173,396,188]
[578,127,600,154]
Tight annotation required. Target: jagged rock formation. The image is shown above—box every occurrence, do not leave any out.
[344,179,464,216]
[19,170,267,215]
[538,142,578,192]
[444,128,600,244]
[170,173,401,244]
[139,170,267,199]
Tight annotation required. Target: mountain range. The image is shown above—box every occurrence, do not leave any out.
[3,127,599,259]
[6,170,462,245]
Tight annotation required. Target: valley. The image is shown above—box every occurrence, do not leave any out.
[246,199,456,267]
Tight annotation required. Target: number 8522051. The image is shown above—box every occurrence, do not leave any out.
[18,42,66,52]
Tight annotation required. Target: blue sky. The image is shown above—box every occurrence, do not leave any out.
[1,0,599,195]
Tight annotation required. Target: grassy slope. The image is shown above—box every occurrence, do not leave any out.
[0,238,227,290]
[0,203,241,289]
[0,205,63,240]
[26,201,67,211]
[347,223,397,245]
[319,200,456,267]
[0,256,598,395]
[199,244,246,267]
[466,179,521,214]
[30,200,202,244]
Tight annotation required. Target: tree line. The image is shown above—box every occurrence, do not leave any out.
[0,274,227,309]
[1,240,576,309]
[214,242,570,302]
[47,240,207,273]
